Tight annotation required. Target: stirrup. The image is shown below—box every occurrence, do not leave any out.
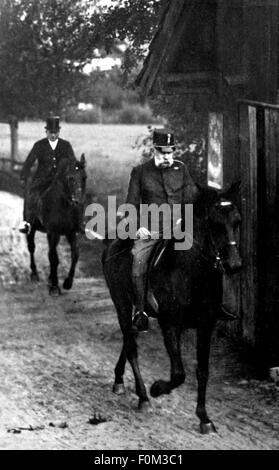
[132,310,149,332]
[19,221,31,235]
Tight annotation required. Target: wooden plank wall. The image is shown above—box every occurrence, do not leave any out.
[239,104,258,345]
[242,2,279,103]
[262,109,279,365]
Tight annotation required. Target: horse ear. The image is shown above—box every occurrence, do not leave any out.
[224,180,241,204]
[80,153,86,168]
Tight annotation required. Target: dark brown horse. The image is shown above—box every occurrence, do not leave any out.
[26,154,86,294]
[102,184,242,433]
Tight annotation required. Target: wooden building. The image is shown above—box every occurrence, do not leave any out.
[137,0,279,369]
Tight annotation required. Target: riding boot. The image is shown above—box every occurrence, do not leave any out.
[20,189,35,234]
[132,274,149,332]
[219,273,239,321]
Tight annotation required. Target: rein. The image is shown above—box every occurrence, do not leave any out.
[207,225,238,273]
[207,232,225,273]
[103,233,237,270]
[104,199,239,270]
[42,164,81,206]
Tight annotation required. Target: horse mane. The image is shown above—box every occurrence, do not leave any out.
[193,185,220,218]
[55,157,76,177]
[55,155,86,178]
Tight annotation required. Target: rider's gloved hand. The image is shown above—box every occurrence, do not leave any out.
[136,227,151,239]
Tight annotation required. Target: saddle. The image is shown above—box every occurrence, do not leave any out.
[24,177,53,229]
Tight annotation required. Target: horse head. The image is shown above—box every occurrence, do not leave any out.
[58,154,87,205]
[206,183,242,274]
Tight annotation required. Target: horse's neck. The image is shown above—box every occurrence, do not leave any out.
[44,177,68,203]
[192,212,208,246]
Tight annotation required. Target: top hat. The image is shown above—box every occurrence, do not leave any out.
[153,129,175,151]
[45,116,60,132]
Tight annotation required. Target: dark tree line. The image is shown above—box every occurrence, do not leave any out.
[0,0,161,159]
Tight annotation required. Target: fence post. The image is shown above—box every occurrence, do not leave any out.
[9,118,18,170]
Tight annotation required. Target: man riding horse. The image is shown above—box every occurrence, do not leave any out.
[124,128,238,332]
[19,116,81,234]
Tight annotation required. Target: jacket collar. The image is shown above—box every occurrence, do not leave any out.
[46,137,60,151]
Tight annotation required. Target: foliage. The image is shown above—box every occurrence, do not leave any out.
[90,1,207,182]
[116,103,154,124]
[65,103,161,125]
[79,67,142,110]
[0,0,98,121]
[65,107,101,124]
[0,0,162,121]
[67,66,163,124]
[93,0,162,74]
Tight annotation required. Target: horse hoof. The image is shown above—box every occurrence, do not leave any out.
[138,399,153,412]
[200,421,217,434]
[150,380,171,398]
[63,278,73,290]
[49,286,61,296]
[112,383,125,395]
[30,273,39,282]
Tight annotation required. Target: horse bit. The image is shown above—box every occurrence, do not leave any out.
[210,200,238,271]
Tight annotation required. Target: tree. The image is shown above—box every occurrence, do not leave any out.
[0,0,99,161]
[91,1,207,183]
[79,67,143,110]
[90,0,162,74]
[0,0,163,162]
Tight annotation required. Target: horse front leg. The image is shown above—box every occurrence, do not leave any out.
[124,329,151,410]
[112,298,150,410]
[113,344,127,395]
[196,321,217,434]
[150,324,185,397]
[47,232,61,295]
[63,232,79,290]
[26,227,39,281]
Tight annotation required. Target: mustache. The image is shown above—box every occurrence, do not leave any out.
[158,162,172,168]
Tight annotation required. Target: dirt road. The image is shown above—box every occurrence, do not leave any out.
[0,276,278,450]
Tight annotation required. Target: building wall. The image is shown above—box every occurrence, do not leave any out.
[143,0,279,363]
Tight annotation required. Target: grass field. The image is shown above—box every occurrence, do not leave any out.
[0,121,152,205]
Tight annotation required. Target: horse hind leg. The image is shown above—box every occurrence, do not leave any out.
[196,322,217,434]
[47,232,61,295]
[63,233,79,290]
[150,324,186,398]
[26,228,39,281]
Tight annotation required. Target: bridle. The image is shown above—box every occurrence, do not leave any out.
[207,200,239,272]
[66,165,84,205]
